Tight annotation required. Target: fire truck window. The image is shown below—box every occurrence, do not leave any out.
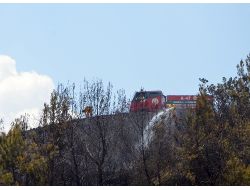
[147,91,162,98]
[133,92,147,101]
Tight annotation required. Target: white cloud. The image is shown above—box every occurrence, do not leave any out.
[0,55,54,132]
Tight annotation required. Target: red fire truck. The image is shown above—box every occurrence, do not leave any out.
[130,90,213,112]
[129,90,166,112]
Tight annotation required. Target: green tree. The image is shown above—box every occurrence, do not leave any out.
[0,116,50,185]
[177,55,250,185]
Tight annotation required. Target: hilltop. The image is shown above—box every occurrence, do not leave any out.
[1,56,250,185]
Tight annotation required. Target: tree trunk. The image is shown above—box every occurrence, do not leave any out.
[98,165,103,185]
[142,149,151,185]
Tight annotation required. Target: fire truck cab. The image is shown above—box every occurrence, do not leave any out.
[130,90,166,112]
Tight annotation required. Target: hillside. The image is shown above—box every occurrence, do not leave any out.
[1,57,250,185]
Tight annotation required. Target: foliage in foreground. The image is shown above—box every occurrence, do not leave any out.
[1,55,250,185]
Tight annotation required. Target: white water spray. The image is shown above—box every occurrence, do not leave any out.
[143,107,175,148]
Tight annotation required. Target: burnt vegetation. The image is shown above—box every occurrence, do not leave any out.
[1,56,250,185]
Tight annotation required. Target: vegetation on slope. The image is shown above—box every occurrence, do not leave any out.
[1,56,250,185]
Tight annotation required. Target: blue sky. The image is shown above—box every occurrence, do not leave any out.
[1,4,250,99]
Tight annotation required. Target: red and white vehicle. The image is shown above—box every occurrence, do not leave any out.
[130,90,213,112]
[129,90,166,112]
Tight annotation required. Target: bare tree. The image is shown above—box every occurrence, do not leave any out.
[128,111,155,185]
[78,79,128,185]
